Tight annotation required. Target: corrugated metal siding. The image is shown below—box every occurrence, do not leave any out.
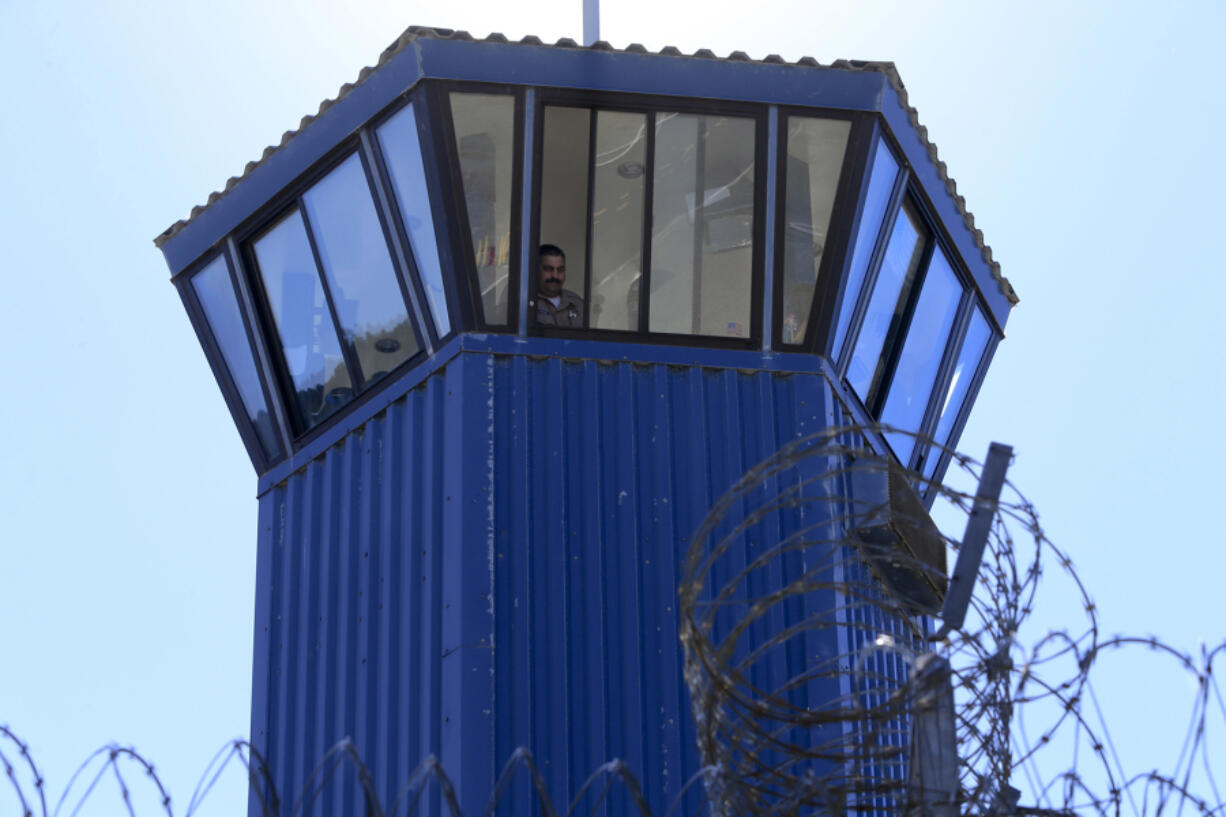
[842,555,921,814]
[254,358,490,816]
[251,349,858,816]
[487,356,838,816]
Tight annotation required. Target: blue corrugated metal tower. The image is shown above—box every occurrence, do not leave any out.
[156,27,1015,816]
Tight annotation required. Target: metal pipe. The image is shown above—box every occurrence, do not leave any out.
[930,441,1012,640]
[583,0,599,45]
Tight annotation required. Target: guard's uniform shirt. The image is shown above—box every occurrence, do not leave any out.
[533,290,585,327]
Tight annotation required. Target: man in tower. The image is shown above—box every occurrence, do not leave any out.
[533,243,585,327]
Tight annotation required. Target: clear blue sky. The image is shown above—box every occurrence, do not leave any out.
[2,1,1222,813]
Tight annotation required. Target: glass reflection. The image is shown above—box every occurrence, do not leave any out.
[590,110,646,331]
[192,256,282,460]
[378,103,452,337]
[302,153,418,385]
[649,113,755,337]
[780,117,850,345]
[832,139,900,359]
[922,307,992,480]
[251,210,353,429]
[451,92,514,325]
[879,249,962,463]
[846,203,925,403]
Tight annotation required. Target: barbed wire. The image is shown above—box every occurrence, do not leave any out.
[678,424,1223,817]
[4,425,1222,816]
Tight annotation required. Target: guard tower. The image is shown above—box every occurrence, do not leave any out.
[156,27,1016,816]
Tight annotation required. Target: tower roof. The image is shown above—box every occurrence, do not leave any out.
[154,26,1015,308]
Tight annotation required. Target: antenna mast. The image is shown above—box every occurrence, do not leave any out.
[583,0,599,45]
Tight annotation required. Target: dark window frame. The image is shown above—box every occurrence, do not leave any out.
[860,200,937,416]
[178,250,287,471]
[834,123,1000,468]
[842,123,1007,349]
[869,129,1007,468]
[915,295,1000,481]
[833,128,909,372]
[919,332,1000,499]
[235,137,429,440]
[771,106,874,353]
[891,163,1006,471]
[900,284,973,469]
[825,120,897,364]
[828,122,980,431]
[429,81,526,334]
[527,87,770,350]
[868,187,986,423]
[244,204,358,433]
[297,187,371,391]
[190,85,1009,460]
[878,260,970,470]
[365,89,460,348]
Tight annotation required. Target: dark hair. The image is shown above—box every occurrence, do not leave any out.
[539,243,565,261]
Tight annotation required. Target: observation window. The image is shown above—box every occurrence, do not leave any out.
[846,201,927,405]
[247,151,422,434]
[302,154,419,383]
[879,247,962,463]
[167,73,1013,468]
[836,174,994,472]
[832,138,900,359]
[591,109,647,330]
[377,103,452,337]
[251,210,353,428]
[779,116,851,345]
[921,306,993,480]
[650,113,755,337]
[191,256,282,461]
[451,92,515,326]
[537,103,760,339]
[539,106,597,324]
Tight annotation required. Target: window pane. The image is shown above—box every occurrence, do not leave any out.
[302,154,419,387]
[846,203,925,403]
[780,117,851,345]
[922,307,992,480]
[451,92,514,325]
[251,211,353,429]
[377,103,452,337]
[649,114,755,338]
[302,154,418,386]
[192,257,282,460]
[832,139,899,358]
[879,249,962,463]
[540,106,591,321]
[590,110,647,331]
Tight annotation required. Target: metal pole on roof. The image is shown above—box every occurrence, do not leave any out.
[583,0,600,45]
